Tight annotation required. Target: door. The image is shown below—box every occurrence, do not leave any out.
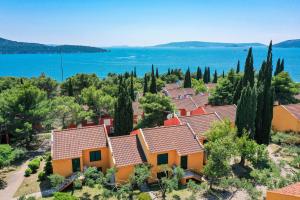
[72,158,81,172]
[181,155,188,170]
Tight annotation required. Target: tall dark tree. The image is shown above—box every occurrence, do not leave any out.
[222,70,225,78]
[233,79,243,104]
[156,68,159,78]
[280,59,284,72]
[236,60,240,74]
[130,72,135,101]
[203,68,207,83]
[243,48,254,87]
[149,65,157,93]
[212,70,218,83]
[133,67,137,77]
[67,78,73,96]
[183,68,192,88]
[143,74,148,95]
[207,67,211,83]
[167,68,171,75]
[255,41,274,145]
[196,67,202,80]
[235,84,257,138]
[274,58,281,76]
[114,76,133,135]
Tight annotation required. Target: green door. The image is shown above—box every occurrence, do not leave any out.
[181,156,188,170]
[72,158,81,172]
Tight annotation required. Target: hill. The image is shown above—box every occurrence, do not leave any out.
[153,41,265,48]
[0,37,107,54]
[274,39,300,48]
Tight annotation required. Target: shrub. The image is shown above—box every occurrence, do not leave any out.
[84,167,102,180]
[38,171,46,181]
[73,179,82,189]
[28,158,40,173]
[44,159,53,175]
[86,179,95,188]
[48,174,65,188]
[24,168,32,177]
[54,192,78,200]
[26,197,36,200]
[137,192,151,200]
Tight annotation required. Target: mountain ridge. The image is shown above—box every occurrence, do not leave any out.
[273,39,300,48]
[152,41,266,48]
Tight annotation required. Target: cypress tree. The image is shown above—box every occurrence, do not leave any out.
[233,79,243,104]
[274,58,281,76]
[133,67,137,77]
[243,47,254,87]
[203,67,207,83]
[280,59,284,73]
[207,67,211,83]
[183,68,192,88]
[130,72,135,100]
[167,68,171,75]
[67,78,73,96]
[236,60,240,73]
[255,41,274,145]
[235,84,257,138]
[143,74,148,95]
[222,70,225,78]
[149,65,157,93]
[196,67,202,80]
[212,70,218,83]
[156,68,159,78]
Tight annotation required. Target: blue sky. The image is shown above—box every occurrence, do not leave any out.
[0,0,299,46]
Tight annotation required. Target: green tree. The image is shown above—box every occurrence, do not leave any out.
[156,68,159,78]
[208,78,234,105]
[143,74,148,95]
[233,78,243,104]
[255,41,274,145]
[138,93,174,128]
[67,78,73,96]
[235,84,257,137]
[272,72,298,104]
[134,67,137,77]
[236,60,240,73]
[0,144,25,168]
[149,65,157,93]
[192,78,207,94]
[243,47,255,87]
[183,68,192,88]
[196,67,202,80]
[30,73,58,98]
[130,72,135,101]
[274,58,281,76]
[212,70,218,83]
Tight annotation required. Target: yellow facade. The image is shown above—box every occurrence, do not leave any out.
[272,106,300,133]
[52,147,110,177]
[114,165,135,184]
[266,191,300,200]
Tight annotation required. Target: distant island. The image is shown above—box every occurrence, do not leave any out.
[0,37,107,54]
[153,41,266,48]
[273,39,300,48]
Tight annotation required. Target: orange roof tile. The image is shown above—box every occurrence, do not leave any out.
[165,88,195,99]
[178,113,221,137]
[269,182,300,196]
[172,97,198,111]
[204,105,237,122]
[141,124,203,155]
[52,125,107,160]
[163,83,180,90]
[283,103,300,120]
[109,135,146,167]
[192,93,209,106]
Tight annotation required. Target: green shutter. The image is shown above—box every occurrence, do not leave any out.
[89,150,101,162]
[157,153,168,165]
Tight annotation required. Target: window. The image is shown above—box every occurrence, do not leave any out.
[90,150,101,162]
[157,153,168,165]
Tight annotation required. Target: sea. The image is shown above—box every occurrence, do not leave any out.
[0,47,299,82]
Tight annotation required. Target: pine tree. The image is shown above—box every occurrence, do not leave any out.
[67,78,73,96]
[274,58,281,76]
[156,68,159,78]
[203,67,207,83]
[130,72,135,101]
[235,84,257,138]
[133,67,137,77]
[149,65,157,93]
[143,74,148,95]
[196,67,202,80]
[280,59,284,73]
[114,76,133,135]
[233,79,243,104]
[183,68,192,88]
[212,70,218,83]
[236,60,240,73]
[243,47,254,87]
[255,41,274,145]
[207,67,211,83]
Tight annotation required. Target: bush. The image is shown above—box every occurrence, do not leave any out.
[44,159,53,175]
[38,171,46,181]
[26,197,36,200]
[48,174,65,188]
[73,179,82,189]
[86,179,95,188]
[28,158,41,173]
[54,192,78,200]
[137,192,151,200]
[84,167,102,180]
[0,145,25,168]
[24,168,32,177]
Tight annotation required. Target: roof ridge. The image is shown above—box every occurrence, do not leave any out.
[179,112,218,118]
[109,134,136,140]
[53,124,105,133]
[142,124,186,130]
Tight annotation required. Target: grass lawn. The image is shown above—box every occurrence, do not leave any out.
[14,159,51,198]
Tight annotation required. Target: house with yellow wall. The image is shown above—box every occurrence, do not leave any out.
[266,182,300,200]
[272,103,300,133]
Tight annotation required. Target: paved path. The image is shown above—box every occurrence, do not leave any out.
[0,161,29,200]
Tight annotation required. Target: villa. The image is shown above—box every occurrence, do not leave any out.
[266,182,300,200]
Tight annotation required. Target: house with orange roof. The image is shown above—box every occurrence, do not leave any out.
[51,125,110,177]
[272,103,300,133]
[163,87,196,99]
[202,104,237,125]
[266,182,300,200]
[135,124,205,184]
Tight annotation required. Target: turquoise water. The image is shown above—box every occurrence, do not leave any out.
[0,47,299,82]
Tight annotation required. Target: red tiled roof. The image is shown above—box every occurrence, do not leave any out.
[283,103,300,120]
[109,135,146,167]
[132,101,143,116]
[52,125,107,160]
[178,113,221,137]
[269,182,300,196]
[204,105,237,122]
[163,83,180,90]
[166,88,196,99]
[172,97,198,111]
[192,93,209,107]
[141,124,203,155]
